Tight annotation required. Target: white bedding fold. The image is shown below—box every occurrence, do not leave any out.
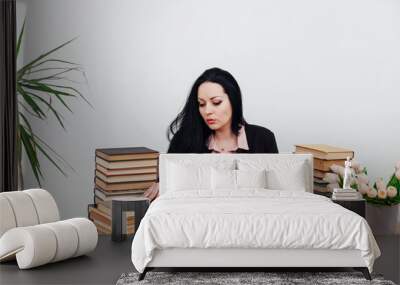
[131,190,380,273]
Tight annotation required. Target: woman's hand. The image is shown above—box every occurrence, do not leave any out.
[144,182,159,202]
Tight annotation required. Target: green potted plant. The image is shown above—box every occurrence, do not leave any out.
[17,20,92,188]
[324,160,400,234]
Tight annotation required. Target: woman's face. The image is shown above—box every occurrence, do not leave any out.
[197,82,233,131]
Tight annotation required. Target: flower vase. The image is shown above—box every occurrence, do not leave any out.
[366,204,400,235]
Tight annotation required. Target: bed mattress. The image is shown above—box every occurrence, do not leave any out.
[131,190,380,273]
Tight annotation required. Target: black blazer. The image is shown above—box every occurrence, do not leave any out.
[168,122,279,154]
[156,123,278,182]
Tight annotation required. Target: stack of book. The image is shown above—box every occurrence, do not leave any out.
[89,147,159,235]
[88,204,134,235]
[294,144,354,196]
[332,188,363,200]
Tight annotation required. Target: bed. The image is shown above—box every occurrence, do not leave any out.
[131,153,380,280]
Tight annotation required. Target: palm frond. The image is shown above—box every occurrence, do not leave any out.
[16,23,91,187]
[17,37,78,80]
[16,19,25,57]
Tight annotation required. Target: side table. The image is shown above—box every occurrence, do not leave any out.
[112,197,150,242]
[332,199,366,218]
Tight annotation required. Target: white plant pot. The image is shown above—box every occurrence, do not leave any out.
[366,204,400,235]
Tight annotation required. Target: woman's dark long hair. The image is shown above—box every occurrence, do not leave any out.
[167,67,246,153]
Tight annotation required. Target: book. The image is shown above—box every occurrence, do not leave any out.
[313,158,345,172]
[96,147,159,161]
[313,183,330,193]
[313,169,330,179]
[96,164,157,176]
[94,188,145,200]
[96,203,112,216]
[94,195,111,207]
[88,206,135,235]
[122,211,135,235]
[333,188,356,193]
[94,220,111,235]
[96,157,158,170]
[332,193,360,197]
[313,177,329,185]
[95,187,145,196]
[93,218,134,235]
[95,170,157,183]
[95,177,153,191]
[332,192,363,200]
[295,144,354,160]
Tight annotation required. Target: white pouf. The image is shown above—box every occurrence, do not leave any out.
[0,189,98,269]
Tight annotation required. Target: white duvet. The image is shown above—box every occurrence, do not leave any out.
[131,190,380,273]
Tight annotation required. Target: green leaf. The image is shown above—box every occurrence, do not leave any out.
[17,85,46,118]
[32,134,76,173]
[16,19,25,57]
[17,37,78,79]
[32,139,67,177]
[20,82,75,113]
[27,92,66,129]
[387,173,400,189]
[19,125,42,186]
[25,67,74,74]
[19,113,44,177]
[42,82,93,108]
[28,67,82,81]
[16,32,90,185]
[338,174,343,188]
[28,58,80,70]
[20,114,69,179]
[21,81,76,98]
[18,101,42,119]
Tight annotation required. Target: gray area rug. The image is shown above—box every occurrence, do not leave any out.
[116,271,396,285]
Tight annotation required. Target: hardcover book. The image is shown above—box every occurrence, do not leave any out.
[295,144,354,160]
[96,147,159,161]
[313,158,346,172]
[95,170,157,183]
[96,157,158,169]
[95,177,153,191]
[96,164,157,176]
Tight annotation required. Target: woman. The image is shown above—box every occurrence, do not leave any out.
[144,67,278,201]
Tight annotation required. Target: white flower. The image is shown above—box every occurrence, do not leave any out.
[330,164,341,174]
[358,183,370,195]
[356,165,365,174]
[396,169,400,180]
[337,166,345,177]
[351,160,361,169]
[323,173,339,184]
[356,173,369,185]
[351,161,364,174]
[387,186,398,198]
[376,178,386,191]
[396,161,400,170]
[367,188,378,198]
[377,188,387,199]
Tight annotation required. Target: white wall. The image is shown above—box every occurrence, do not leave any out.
[18,0,400,218]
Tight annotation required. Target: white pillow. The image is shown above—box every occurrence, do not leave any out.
[211,168,268,190]
[237,158,308,191]
[166,162,210,191]
[211,168,236,190]
[166,159,236,192]
[236,169,268,189]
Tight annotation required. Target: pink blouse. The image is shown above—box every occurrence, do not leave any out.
[206,125,249,153]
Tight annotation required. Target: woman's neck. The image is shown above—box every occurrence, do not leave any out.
[214,123,235,141]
